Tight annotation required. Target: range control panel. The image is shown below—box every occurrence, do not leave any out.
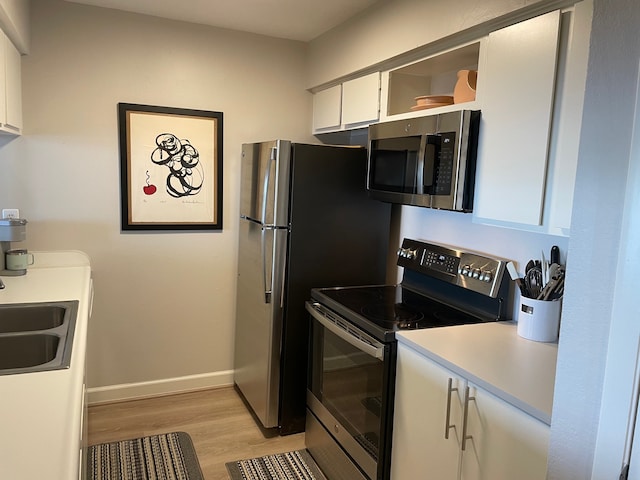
[397,238,508,298]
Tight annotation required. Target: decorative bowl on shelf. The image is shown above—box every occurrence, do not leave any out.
[411,95,454,110]
[453,70,477,104]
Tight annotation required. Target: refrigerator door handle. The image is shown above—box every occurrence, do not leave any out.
[262,225,272,303]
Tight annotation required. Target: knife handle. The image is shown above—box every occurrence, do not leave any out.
[550,246,560,265]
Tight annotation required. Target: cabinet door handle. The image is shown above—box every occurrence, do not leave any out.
[445,377,458,439]
[461,386,476,451]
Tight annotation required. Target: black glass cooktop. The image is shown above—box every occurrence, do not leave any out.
[311,284,487,342]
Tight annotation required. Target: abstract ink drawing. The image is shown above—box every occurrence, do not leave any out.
[151,133,204,198]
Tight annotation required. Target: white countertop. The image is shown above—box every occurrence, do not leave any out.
[0,251,92,480]
[396,321,558,425]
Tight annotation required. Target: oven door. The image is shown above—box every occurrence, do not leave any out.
[306,301,395,480]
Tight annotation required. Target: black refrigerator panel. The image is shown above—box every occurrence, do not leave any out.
[278,143,391,434]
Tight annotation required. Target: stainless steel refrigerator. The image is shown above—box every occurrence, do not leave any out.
[234,140,391,435]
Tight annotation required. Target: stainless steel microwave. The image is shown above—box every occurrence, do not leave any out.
[367,110,480,212]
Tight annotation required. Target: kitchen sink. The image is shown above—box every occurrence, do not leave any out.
[0,304,66,333]
[0,301,78,375]
[0,334,60,369]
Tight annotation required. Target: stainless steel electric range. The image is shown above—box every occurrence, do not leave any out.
[304,238,511,480]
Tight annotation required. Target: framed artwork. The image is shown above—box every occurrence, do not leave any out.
[118,103,223,231]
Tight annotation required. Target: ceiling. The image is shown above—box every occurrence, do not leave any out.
[63,0,380,42]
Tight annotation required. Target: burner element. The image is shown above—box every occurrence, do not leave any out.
[361,303,425,327]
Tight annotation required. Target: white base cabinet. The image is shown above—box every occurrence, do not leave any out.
[391,343,550,480]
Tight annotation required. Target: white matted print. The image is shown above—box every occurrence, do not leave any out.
[118,103,223,231]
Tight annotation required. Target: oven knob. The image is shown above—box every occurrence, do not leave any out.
[483,271,493,282]
[461,264,470,275]
[397,247,417,259]
[472,268,481,279]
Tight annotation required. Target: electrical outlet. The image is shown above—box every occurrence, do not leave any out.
[2,209,19,219]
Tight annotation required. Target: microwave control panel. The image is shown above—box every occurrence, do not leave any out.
[432,132,456,196]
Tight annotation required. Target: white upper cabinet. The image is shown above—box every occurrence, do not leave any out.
[0,30,6,128]
[473,10,561,227]
[312,72,380,133]
[0,29,22,134]
[312,84,342,131]
[341,72,380,126]
[472,4,591,235]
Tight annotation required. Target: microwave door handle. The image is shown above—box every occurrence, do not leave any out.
[306,302,385,360]
[416,138,426,193]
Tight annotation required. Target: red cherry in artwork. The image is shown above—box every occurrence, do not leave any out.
[143,184,157,195]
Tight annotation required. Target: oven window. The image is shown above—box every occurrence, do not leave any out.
[369,136,421,193]
[310,319,385,461]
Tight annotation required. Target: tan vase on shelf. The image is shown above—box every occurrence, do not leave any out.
[453,69,477,104]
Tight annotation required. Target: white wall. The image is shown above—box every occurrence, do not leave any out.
[0,0,314,397]
[590,58,640,478]
[548,0,640,477]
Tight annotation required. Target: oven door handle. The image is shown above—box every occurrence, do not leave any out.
[306,302,385,360]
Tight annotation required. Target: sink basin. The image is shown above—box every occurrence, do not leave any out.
[0,304,66,333]
[0,301,78,375]
[0,334,60,369]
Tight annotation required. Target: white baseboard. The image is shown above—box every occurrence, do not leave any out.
[86,370,234,405]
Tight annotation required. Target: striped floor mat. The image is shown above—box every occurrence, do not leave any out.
[226,450,327,480]
[88,431,204,480]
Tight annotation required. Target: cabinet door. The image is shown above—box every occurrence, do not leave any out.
[460,384,550,480]
[391,344,462,479]
[0,30,6,127]
[4,32,22,132]
[312,84,342,131]
[342,72,380,126]
[474,10,561,226]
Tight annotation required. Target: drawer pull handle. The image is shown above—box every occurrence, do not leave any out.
[461,386,475,451]
[445,377,458,439]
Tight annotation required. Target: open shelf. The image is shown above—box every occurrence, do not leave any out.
[385,42,481,116]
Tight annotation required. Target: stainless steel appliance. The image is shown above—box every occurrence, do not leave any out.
[0,218,28,276]
[305,238,510,480]
[367,110,480,211]
[233,140,391,435]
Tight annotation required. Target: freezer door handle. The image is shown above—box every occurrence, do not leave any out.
[260,146,277,225]
[260,153,270,224]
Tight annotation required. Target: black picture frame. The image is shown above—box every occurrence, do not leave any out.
[118,103,223,231]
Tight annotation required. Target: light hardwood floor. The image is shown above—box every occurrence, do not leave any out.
[87,387,306,480]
